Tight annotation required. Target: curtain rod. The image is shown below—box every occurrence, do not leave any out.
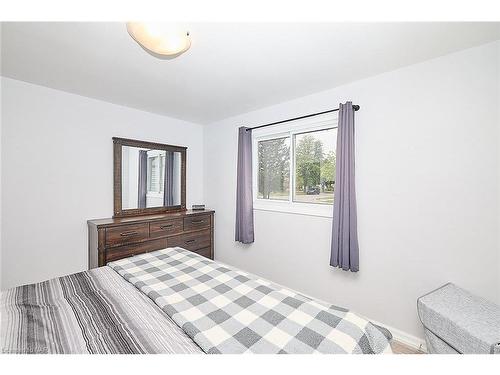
[245,104,360,132]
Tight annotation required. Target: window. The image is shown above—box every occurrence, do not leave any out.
[258,137,290,200]
[294,128,335,205]
[147,151,165,194]
[253,113,337,216]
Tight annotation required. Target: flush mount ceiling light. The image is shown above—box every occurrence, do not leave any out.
[126,22,191,57]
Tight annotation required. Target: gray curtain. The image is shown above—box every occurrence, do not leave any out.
[330,102,359,272]
[164,151,174,206]
[235,127,254,243]
[138,150,148,209]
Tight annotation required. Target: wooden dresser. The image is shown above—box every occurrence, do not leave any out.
[88,210,214,268]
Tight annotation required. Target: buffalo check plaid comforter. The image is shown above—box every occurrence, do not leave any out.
[109,247,392,354]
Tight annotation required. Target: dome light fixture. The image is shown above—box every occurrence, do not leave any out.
[126,22,191,57]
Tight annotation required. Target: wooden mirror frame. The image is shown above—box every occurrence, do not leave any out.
[113,137,187,218]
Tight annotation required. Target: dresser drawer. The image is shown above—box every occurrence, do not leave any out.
[184,215,210,231]
[105,223,149,247]
[106,238,168,263]
[168,229,211,251]
[150,219,183,238]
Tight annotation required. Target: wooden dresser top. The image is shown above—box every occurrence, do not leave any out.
[88,209,214,228]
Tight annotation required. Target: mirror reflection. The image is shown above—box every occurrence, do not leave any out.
[121,146,182,209]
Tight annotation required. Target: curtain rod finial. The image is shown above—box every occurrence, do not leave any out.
[353,105,360,111]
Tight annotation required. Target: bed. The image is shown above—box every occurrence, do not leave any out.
[1,247,392,354]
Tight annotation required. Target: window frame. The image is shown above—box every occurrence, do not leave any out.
[252,112,338,218]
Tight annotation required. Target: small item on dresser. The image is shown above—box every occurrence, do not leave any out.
[191,204,206,211]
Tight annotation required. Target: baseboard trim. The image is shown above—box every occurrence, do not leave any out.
[369,318,427,353]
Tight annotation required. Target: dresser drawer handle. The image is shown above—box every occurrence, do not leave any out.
[191,220,204,224]
[185,239,196,244]
[120,231,138,237]
[160,224,174,230]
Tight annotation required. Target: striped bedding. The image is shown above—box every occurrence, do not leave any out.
[0,266,202,354]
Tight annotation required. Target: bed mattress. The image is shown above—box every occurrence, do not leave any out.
[2,247,392,354]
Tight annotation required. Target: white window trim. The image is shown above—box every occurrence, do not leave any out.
[252,112,337,218]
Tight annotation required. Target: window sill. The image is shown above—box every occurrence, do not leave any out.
[253,201,333,218]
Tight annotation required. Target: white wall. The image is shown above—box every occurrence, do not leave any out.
[498,41,500,303]
[122,146,143,209]
[0,24,3,290]
[0,77,205,289]
[204,41,500,340]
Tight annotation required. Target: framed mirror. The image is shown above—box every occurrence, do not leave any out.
[113,137,186,217]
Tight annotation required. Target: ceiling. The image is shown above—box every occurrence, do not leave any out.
[2,22,500,124]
